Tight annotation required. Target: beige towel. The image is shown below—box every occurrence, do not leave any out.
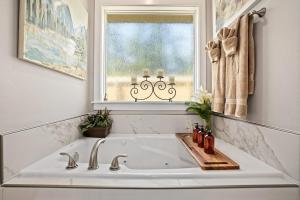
[206,41,220,63]
[248,15,255,95]
[217,43,226,112]
[206,41,220,103]
[206,41,225,113]
[218,24,239,117]
[216,14,255,118]
[235,15,249,118]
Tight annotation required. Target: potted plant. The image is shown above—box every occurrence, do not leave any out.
[79,108,113,138]
[186,87,212,130]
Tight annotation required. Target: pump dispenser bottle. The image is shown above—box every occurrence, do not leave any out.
[193,123,199,143]
[204,129,215,154]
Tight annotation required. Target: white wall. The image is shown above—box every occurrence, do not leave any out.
[0,0,90,134]
[208,0,300,133]
[246,0,300,133]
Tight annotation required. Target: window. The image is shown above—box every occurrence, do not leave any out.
[98,6,200,104]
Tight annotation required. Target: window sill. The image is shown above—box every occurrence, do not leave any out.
[92,101,190,115]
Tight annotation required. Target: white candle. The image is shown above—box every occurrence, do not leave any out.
[143,69,150,77]
[157,69,164,77]
[131,76,137,84]
[169,76,175,84]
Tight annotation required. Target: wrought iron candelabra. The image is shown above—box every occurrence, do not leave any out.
[130,74,176,102]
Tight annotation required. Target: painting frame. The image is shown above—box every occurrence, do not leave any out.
[18,0,88,80]
[212,0,261,36]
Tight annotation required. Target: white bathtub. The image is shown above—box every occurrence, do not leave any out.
[6,134,297,189]
[72,134,197,170]
[19,134,201,178]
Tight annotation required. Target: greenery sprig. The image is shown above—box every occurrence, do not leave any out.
[186,87,212,130]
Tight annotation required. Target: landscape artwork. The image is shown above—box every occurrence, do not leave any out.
[213,0,259,34]
[18,0,88,79]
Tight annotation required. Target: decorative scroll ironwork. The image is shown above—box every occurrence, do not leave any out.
[130,75,176,102]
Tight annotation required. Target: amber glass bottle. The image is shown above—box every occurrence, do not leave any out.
[197,125,205,148]
[193,123,199,143]
[204,129,215,154]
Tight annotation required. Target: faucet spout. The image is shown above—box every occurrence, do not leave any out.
[88,138,106,170]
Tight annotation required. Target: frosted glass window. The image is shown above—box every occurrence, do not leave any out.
[105,14,195,101]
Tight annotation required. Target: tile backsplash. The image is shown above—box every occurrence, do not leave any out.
[110,114,199,135]
[1,116,85,183]
[213,115,300,182]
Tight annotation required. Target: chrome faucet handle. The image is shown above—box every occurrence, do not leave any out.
[109,154,128,171]
[60,152,79,169]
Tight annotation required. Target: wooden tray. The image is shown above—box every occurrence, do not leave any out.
[176,133,239,170]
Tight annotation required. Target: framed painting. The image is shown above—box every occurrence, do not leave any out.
[213,0,260,36]
[18,0,88,79]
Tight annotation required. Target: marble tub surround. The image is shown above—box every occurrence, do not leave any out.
[109,114,200,135]
[1,115,86,183]
[2,136,298,189]
[212,115,300,182]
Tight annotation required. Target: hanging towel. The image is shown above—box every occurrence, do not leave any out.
[235,15,249,118]
[218,23,240,117]
[248,15,255,95]
[214,14,255,118]
[205,41,225,113]
[206,14,255,118]
[206,41,220,63]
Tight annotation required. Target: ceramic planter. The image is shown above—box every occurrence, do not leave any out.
[83,126,111,138]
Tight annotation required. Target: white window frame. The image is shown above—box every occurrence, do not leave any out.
[92,2,207,112]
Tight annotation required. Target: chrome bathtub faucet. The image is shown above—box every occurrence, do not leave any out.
[88,138,106,170]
